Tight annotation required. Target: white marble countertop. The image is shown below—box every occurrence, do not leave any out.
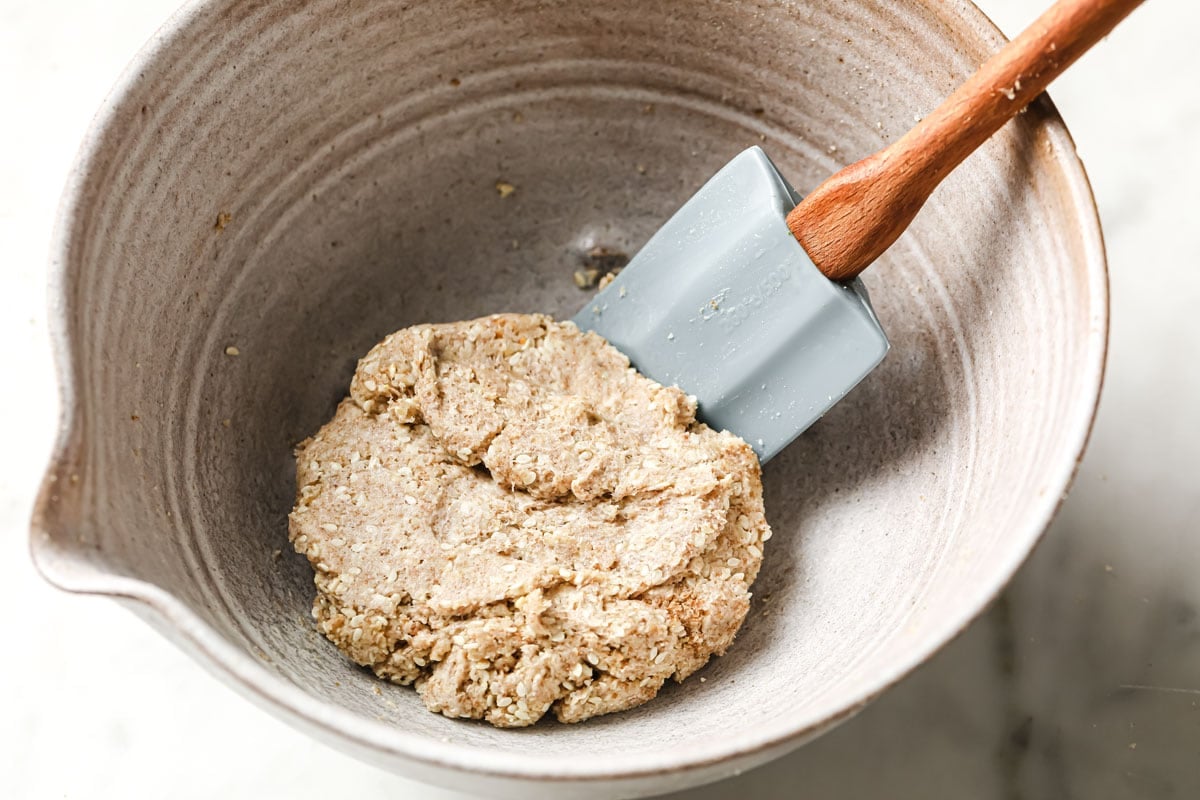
[3,1,1197,797]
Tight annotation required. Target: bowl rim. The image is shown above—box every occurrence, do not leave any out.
[30,0,1109,784]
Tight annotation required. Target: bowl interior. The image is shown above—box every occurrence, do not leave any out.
[38,0,1104,784]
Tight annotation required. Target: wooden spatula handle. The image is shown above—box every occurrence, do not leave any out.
[786,0,1145,282]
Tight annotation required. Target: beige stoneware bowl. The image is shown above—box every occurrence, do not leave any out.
[32,0,1106,797]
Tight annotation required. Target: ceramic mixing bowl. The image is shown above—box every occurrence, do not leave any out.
[32,0,1106,796]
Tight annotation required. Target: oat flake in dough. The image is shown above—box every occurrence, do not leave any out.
[288,313,771,726]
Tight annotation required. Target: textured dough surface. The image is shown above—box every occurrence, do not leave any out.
[288,314,771,726]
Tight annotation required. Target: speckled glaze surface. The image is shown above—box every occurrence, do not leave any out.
[31,1,1106,797]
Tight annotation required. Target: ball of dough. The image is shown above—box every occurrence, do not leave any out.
[289,314,771,726]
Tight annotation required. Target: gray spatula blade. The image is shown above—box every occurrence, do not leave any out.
[572,146,889,463]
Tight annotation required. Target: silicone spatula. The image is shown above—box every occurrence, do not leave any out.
[573,0,1142,462]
